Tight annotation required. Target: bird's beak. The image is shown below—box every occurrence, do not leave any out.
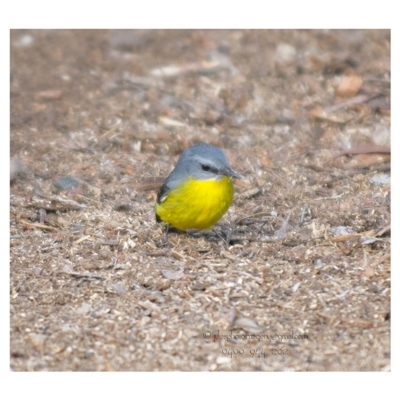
[224,167,241,180]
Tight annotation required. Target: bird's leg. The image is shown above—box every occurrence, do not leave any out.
[186,229,203,238]
[158,224,170,247]
[212,226,231,247]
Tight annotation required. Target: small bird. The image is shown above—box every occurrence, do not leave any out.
[155,143,240,231]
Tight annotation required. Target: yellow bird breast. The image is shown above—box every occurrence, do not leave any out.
[155,176,234,231]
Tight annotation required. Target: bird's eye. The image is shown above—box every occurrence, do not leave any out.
[201,164,211,172]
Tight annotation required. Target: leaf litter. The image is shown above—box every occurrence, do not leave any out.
[10,29,390,371]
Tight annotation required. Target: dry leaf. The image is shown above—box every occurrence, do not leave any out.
[161,267,184,280]
[308,107,352,123]
[336,76,363,98]
[232,317,264,334]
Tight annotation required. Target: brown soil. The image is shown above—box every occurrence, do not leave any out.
[10,29,390,371]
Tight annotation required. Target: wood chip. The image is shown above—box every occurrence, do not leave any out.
[336,75,363,98]
[232,317,264,334]
[161,267,184,280]
[19,219,58,231]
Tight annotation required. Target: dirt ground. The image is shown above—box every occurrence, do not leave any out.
[10,30,390,371]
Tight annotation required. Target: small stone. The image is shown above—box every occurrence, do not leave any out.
[53,176,79,192]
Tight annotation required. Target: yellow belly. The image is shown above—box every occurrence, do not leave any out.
[155,176,234,231]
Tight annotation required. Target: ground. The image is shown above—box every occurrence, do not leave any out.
[10,29,390,371]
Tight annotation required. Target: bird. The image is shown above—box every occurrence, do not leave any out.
[155,143,240,231]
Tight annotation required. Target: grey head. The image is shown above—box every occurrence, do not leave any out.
[158,143,240,201]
